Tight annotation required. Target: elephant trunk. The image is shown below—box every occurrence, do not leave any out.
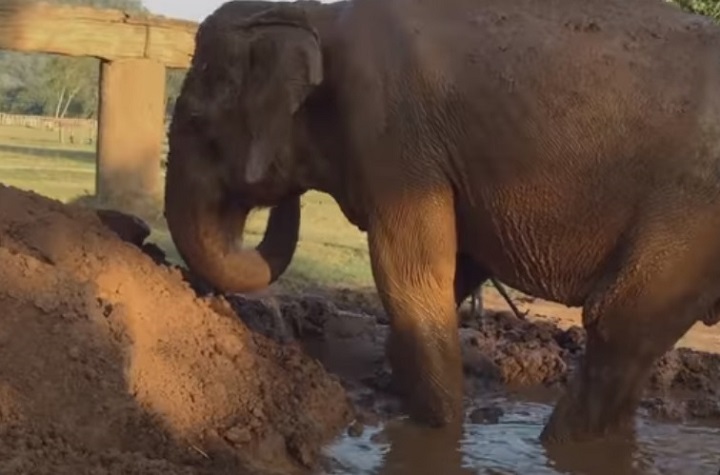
[163,156,300,294]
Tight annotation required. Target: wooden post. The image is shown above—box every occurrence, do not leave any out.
[96,58,166,207]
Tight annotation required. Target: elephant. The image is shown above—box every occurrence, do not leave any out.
[163,0,720,443]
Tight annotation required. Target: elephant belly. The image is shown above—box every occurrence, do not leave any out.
[454,189,631,307]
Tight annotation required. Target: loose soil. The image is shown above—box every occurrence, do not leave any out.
[0,184,351,475]
[0,183,719,474]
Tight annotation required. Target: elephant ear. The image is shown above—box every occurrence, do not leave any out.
[245,6,323,111]
[241,6,324,184]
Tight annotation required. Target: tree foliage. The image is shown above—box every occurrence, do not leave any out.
[0,0,185,118]
[670,0,720,20]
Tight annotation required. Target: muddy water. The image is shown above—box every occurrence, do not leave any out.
[231,290,720,474]
[320,397,720,475]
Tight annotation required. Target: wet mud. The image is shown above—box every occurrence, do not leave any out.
[231,291,720,428]
[0,183,719,474]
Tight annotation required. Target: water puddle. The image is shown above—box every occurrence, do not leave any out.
[320,398,720,475]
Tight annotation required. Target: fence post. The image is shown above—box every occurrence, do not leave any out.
[96,58,166,209]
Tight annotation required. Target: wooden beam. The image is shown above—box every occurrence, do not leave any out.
[0,2,198,68]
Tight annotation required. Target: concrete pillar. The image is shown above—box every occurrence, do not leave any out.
[96,58,166,208]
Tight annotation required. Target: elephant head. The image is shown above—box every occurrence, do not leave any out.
[164,3,324,293]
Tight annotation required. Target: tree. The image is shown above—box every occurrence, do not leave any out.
[670,0,720,20]
[40,56,98,118]
[0,52,49,114]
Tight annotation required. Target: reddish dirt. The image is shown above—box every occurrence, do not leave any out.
[0,184,352,475]
[1,182,720,474]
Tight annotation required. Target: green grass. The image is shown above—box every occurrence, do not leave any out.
[0,124,374,289]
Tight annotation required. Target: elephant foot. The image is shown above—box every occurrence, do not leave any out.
[404,376,464,428]
[539,377,637,444]
[386,332,464,428]
[540,256,702,445]
[540,331,647,444]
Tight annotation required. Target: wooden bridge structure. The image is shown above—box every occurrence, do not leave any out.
[0,1,198,205]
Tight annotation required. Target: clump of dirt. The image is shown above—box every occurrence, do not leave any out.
[69,191,166,230]
[458,310,582,388]
[0,184,352,474]
[643,348,720,421]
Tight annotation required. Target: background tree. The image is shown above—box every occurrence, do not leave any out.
[670,0,720,20]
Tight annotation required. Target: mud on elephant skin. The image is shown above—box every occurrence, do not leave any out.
[164,0,720,442]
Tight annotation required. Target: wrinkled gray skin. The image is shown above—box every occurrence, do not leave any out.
[165,0,720,443]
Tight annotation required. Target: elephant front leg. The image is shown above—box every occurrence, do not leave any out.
[367,191,464,427]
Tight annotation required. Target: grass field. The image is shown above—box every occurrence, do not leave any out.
[0,124,374,289]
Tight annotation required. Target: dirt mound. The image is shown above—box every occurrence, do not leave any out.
[0,184,352,474]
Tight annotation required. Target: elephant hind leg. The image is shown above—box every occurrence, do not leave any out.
[454,253,489,322]
[454,255,525,320]
[540,230,720,443]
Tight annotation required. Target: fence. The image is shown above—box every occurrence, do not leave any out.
[0,111,171,156]
[0,113,96,130]
[0,112,98,144]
